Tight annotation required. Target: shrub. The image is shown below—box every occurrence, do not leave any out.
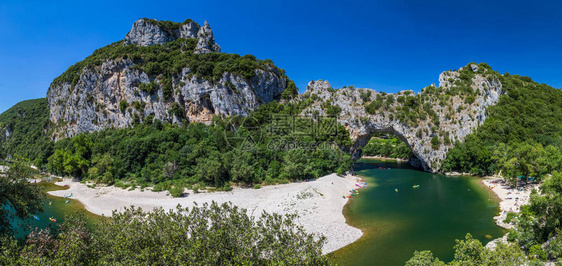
[119,100,128,112]
[168,102,184,118]
[139,82,159,94]
[360,90,372,102]
[431,136,440,150]
[168,187,184,197]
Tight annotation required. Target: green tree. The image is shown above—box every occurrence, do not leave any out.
[406,250,445,266]
[529,171,562,240]
[0,160,44,236]
[13,203,330,265]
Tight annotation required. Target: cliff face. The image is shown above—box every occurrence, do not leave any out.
[299,64,504,172]
[47,19,288,139]
[124,18,220,54]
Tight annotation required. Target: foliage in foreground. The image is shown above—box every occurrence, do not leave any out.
[507,171,562,262]
[0,160,44,236]
[406,234,529,266]
[0,203,330,265]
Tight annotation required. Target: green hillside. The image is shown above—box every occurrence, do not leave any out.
[0,98,52,164]
[443,72,562,181]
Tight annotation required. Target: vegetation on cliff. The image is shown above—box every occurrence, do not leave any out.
[1,100,352,194]
[442,72,562,181]
[50,38,296,99]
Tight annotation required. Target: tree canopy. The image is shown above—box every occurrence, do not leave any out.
[0,160,44,236]
[443,71,562,182]
[1,202,330,265]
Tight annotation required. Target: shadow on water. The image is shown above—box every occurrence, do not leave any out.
[330,158,506,265]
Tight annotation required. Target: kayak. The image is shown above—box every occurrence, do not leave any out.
[33,216,40,220]
[65,200,69,204]
[395,188,399,192]
[49,217,57,222]
[64,193,73,198]
[413,185,420,188]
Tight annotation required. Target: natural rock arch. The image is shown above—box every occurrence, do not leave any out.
[300,64,503,172]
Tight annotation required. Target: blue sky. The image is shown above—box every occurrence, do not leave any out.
[1,0,561,113]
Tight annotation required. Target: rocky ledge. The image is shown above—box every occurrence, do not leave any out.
[124,18,220,54]
[47,18,289,139]
[298,63,504,172]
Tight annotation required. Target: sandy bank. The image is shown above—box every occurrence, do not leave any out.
[482,177,539,229]
[48,173,364,254]
[361,156,408,162]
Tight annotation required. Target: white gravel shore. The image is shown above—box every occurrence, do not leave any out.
[482,177,539,230]
[483,177,540,250]
[48,173,364,254]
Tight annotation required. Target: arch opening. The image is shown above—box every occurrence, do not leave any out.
[352,129,426,170]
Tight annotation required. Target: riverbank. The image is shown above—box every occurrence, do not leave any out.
[361,156,408,162]
[481,177,539,229]
[48,173,364,254]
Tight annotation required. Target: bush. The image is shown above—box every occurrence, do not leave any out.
[119,100,128,112]
[139,82,159,94]
[168,187,184,197]
[431,136,440,150]
[10,203,330,264]
[360,90,372,102]
[254,184,261,189]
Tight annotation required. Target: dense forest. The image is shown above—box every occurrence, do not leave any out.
[0,99,52,163]
[361,133,413,159]
[1,205,329,265]
[0,99,352,196]
[442,72,562,184]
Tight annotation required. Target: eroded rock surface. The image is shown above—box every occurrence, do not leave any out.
[299,64,503,172]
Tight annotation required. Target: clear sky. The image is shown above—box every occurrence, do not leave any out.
[1,0,561,113]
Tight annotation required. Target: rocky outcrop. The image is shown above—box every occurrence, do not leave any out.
[48,59,286,139]
[299,64,504,172]
[124,18,220,54]
[47,19,286,139]
[124,19,177,46]
[194,21,221,54]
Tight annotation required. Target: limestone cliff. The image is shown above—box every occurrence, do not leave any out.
[124,18,220,54]
[47,18,289,138]
[299,63,504,172]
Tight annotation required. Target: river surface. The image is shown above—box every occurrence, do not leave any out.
[13,182,100,238]
[331,158,506,265]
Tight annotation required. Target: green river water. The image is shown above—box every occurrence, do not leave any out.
[330,158,506,265]
[13,183,100,238]
[14,159,505,265]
